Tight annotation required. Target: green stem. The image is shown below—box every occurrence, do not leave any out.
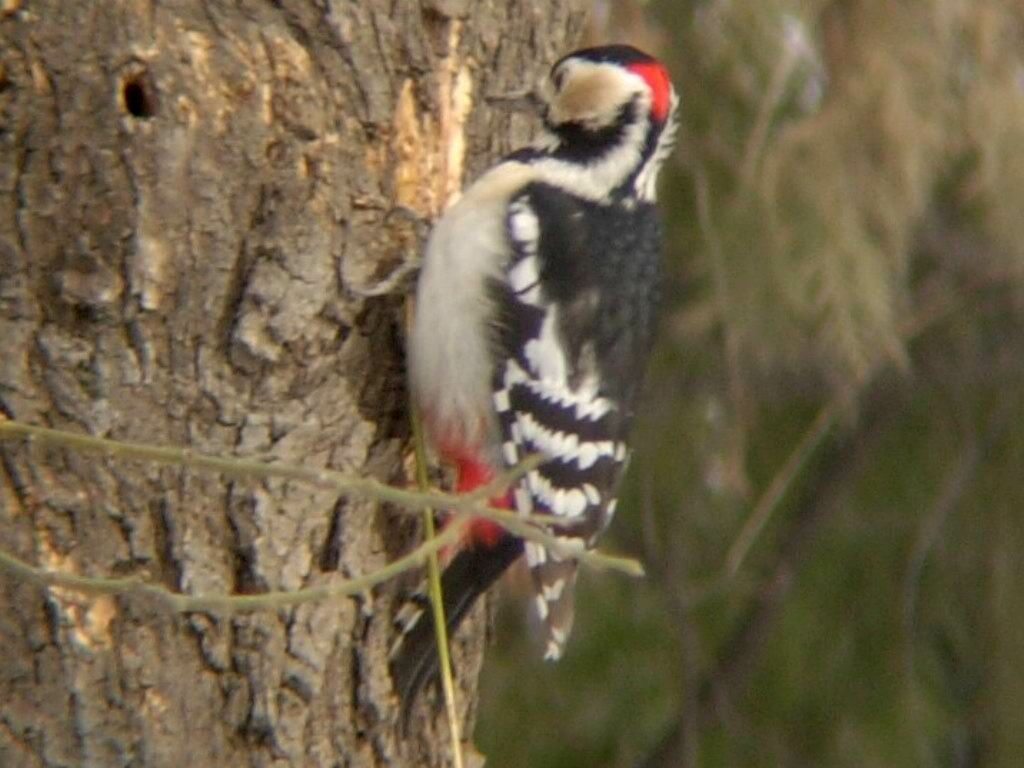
[411,409,464,768]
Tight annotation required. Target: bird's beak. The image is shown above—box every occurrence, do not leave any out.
[485,87,544,115]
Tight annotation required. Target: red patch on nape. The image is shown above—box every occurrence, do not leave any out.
[628,61,672,123]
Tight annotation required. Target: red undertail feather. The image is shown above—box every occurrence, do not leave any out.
[390,444,521,718]
[454,454,511,549]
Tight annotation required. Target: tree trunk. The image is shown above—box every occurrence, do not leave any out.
[0,2,587,765]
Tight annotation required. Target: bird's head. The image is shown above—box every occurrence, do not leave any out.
[543,45,676,139]
[534,45,678,201]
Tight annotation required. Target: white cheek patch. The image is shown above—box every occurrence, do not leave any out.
[550,65,635,129]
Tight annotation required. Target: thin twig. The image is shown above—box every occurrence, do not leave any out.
[723,400,839,576]
[695,163,751,498]
[0,523,463,613]
[0,420,643,578]
[637,384,903,768]
[717,267,996,582]
[739,35,801,191]
[900,430,979,665]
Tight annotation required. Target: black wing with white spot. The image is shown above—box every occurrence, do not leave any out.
[491,182,662,659]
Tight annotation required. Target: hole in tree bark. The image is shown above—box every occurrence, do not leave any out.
[121,71,156,118]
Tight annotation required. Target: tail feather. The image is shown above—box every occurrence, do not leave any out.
[525,542,579,661]
[390,534,524,722]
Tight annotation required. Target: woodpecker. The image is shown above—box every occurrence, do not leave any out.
[393,44,678,708]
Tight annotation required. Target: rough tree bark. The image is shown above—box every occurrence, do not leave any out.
[0,2,587,766]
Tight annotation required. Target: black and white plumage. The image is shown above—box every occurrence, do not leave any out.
[394,44,679,708]
[494,182,663,657]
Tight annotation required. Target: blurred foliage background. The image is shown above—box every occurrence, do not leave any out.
[476,1,1024,766]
